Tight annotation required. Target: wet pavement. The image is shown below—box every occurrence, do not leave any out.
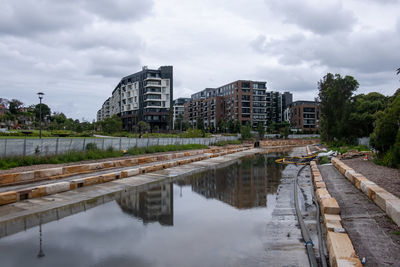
[261,147,317,267]
[320,164,400,267]
[0,147,319,267]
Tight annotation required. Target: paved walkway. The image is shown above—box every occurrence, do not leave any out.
[319,164,400,266]
[261,147,316,266]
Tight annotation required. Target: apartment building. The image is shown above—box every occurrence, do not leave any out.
[285,100,320,132]
[97,66,173,131]
[97,97,110,122]
[172,98,190,130]
[184,95,225,129]
[184,80,284,130]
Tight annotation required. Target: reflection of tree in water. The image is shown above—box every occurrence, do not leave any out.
[117,183,173,226]
[176,155,285,209]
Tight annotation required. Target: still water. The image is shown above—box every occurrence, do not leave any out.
[0,154,285,267]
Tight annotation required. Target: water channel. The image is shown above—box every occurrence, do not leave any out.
[0,154,287,267]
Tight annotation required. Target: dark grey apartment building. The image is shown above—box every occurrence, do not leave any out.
[97,66,173,131]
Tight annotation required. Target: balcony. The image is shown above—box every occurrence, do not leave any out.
[145,81,162,87]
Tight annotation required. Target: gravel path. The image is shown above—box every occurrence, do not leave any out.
[342,158,400,199]
[320,165,400,266]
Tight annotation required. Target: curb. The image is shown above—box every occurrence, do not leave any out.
[331,157,400,227]
[309,157,362,267]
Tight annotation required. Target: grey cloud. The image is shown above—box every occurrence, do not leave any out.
[86,48,142,78]
[83,0,154,22]
[266,0,357,35]
[0,1,88,36]
[252,28,400,74]
[0,0,153,37]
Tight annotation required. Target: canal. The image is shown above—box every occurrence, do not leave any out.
[0,154,287,267]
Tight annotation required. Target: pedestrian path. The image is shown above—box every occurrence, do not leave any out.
[319,164,400,266]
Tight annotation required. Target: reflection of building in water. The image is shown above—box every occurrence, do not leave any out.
[117,183,173,226]
[187,156,283,209]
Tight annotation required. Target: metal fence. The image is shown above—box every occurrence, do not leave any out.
[0,136,239,157]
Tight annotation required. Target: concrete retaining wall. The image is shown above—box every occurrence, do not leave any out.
[331,157,400,227]
[308,151,362,267]
[0,136,239,157]
[0,146,246,187]
[0,146,250,206]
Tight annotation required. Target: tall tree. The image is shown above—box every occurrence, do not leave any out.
[318,73,359,143]
[100,115,123,134]
[349,92,387,137]
[34,103,51,120]
[8,99,23,114]
[370,89,400,155]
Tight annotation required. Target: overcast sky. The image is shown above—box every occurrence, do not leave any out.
[1,0,399,121]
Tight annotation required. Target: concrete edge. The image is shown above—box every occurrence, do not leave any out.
[0,146,246,187]
[331,157,400,227]
[0,147,251,206]
[310,160,362,267]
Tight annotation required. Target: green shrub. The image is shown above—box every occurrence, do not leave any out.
[240,122,253,140]
[213,140,242,146]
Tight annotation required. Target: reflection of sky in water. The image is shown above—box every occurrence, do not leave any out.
[0,155,283,267]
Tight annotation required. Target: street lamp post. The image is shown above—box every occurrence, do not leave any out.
[37,92,44,139]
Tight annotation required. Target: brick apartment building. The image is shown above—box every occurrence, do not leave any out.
[97,66,173,131]
[284,100,320,132]
[185,80,286,130]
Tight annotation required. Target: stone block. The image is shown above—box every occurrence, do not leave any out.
[336,258,362,267]
[0,173,18,185]
[17,171,35,182]
[83,176,101,186]
[86,163,103,170]
[325,220,344,232]
[184,152,190,157]
[63,165,90,174]
[353,175,369,190]
[366,184,386,200]
[386,199,400,226]
[30,186,47,198]
[344,169,356,183]
[316,188,331,202]
[323,214,342,223]
[71,177,95,188]
[121,168,140,178]
[373,191,398,212]
[321,198,341,215]
[360,180,377,196]
[34,167,63,179]
[315,181,326,189]
[45,182,70,195]
[100,172,120,182]
[313,175,323,184]
[163,162,173,168]
[327,231,360,267]
[0,191,18,205]
[101,161,115,168]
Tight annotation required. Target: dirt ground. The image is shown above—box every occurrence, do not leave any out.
[342,158,400,198]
